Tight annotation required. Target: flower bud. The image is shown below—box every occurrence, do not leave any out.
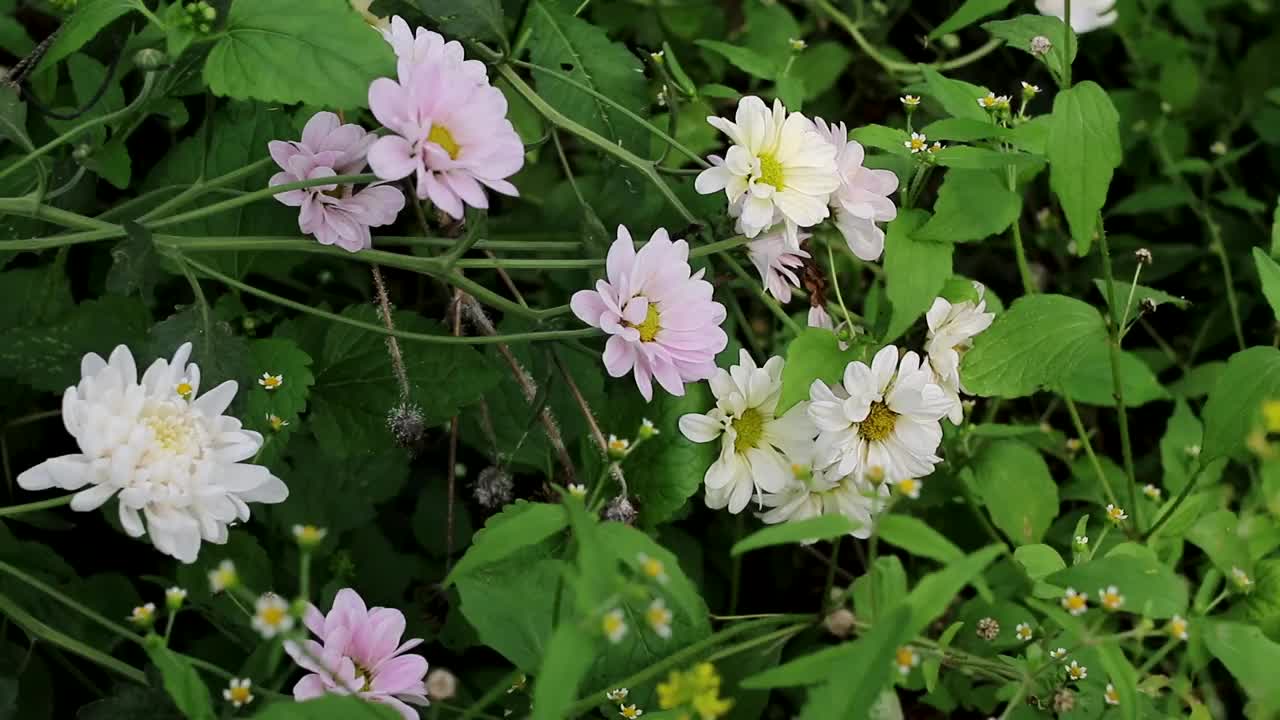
[292,524,328,549]
[976,617,1000,641]
[426,668,458,700]
[1134,248,1153,265]
[72,144,93,163]
[1030,35,1053,55]
[606,434,631,460]
[129,603,157,629]
[1053,689,1075,713]
[165,586,188,611]
[823,608,855,638]
[637,418,659,440]
[208,559,238,593]
[939,33,960,50]
[473,466,514,509]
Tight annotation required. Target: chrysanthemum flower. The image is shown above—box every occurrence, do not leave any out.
[679,351,817,513]
[694,96,840,244]
[746,228,809,303]
[1066,660,1088,681]
[253,593,295,638]
[814,120,898,262]
[1104,683,1119,706]
[380,17,487,85]
[285,588,429,720]
[646,598,673,639]
[269,112,405,253]
[367,35,523,219]
[808,345,951,483]
[758,463,887,540]
[925,283,994,423]
[1062,587,1088,616]
[1015,622,1033,641]
[16,344,288,563]
[571,226,727,401]
[224,678,254,708]
[1036,0,1117,33]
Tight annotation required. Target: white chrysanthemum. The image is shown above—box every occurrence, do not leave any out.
[16,344,288,563]
[1036,0,1117,33]
[758,463,887,540]
[808,346,951,483]
[814,120,898,262]
[679,351,817,513]
[925,282,995,423]
[695,96,840,245]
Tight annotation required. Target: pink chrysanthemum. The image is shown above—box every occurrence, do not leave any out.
[746,228,809,303]
[285,589,429,720]
[814,120,898,261]
[379,16,488,85]
[269,112,405,253]
[571,226,728,401]
[366,36,523,219]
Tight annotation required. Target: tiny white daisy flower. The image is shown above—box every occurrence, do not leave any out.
[607,435,631,459]
[1106,504,1128,523]
[637,553,669,584]
[606,688,630,702]
[894,646,920,675]
[266,413,289,432]
[978,92,1011,110]
[292,524,327,548]
[896,477,922,499]
[251,593,294,639]
[165,587,187,610]
[258,372,284,390]
[602,608,628,643]
[1062,587,1088,616]
[567,483,587,499]
[646,598,673,639]
[175,378,195,399]
[1066,660,1087,681]
[1015,623,1033,641]
[1168,615,1189,640]
[1099,585,1124,611]
[619,704,644,719]
[900,95,921,108]
[927,141,943,153]
[1021,81,1041,96]
[224,678,254,708]
[1143,484,1162,501]
[209,559,238,593]
[905,132,928,153]
[1074,535,1089,547]
[1049,647,1067,660]
[788,38,806,51]
[1232,566,1253,590]
[638,418,659,439]
[1210,141,1227,156]
[1104,683,1119,705]
[128,603,156,626]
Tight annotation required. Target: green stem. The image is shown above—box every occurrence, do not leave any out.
[821,537,842,612]
[1096,223,1139,526]
[1007,168,1036,296]
[813,0,1002,75]
[0,73,158,184]
[496,64,697,225]
[1204,212,1247,350]
[1137,638,1177,674]
[1063,0,1074,88]
[0,591,146,683]
[1063,397,1121,506]
[138,157,274,223]
[150,174,377,229]
[722,254,803,335]
[0,560,136,644]
[1143,465,1203,540]
[0,227,122,252]
[0,494,73,518]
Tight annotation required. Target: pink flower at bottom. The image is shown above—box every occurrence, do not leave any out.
[571,226,728,401]
[285,589,429,720]
[269,112,405,253]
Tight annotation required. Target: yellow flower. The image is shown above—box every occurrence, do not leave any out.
[900,95,921,108]
[251,593,294,639]
[1167,615,1188,640]
[1106,504,1128,523]
[905,132,928,154]
[657,663,732,719]
[607,434,631,459]
[1099,585,1124,611]
[175,380,194,399]
[638,553,668,584]
[1061,587,1088,616]
[258,372,284,391]
[602,609,628,643]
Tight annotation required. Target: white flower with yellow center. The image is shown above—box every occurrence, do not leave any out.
[224,678,255,708]
[129,603,156,626]
[567,483,587,499]
[1232,566,1253,590]
[619,704,643,719]
[1106,504,1128,523]
[258,372,283,390]
[602,609,628,643]
[251,593,294,639]
[1015,623,1033,641]
[165,586,187,610]
[808,346,951,484]
[900,95,921,108]
[679,351,817,514]
[758,463,888,541]
[1168,615,1188,640]
[1099,585,1124,611]
[16,344,288,563]
[1074,535,1089,549]
[292,524,327,548]
[266,414,289,432]
[1104,683,1119,705]
[606,688,629,702]
[1062,588,1088,616]
[895,477,922,499]
[1143,484,1162,501]
[637,553,668,584]
[894,647,919,675]
[209,559,238,593]
[695,96,840,245]
[905,132,928,154]
[607,435,632,459]
[646,598,673,639]
[1049,647,1067,660]
[977,93,1011,111]
[925,283,995,424]
[1066,660,1087,681]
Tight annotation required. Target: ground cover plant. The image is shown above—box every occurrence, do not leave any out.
[1,0,1280,718]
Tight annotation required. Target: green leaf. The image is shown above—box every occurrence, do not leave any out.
[971,440,1056,545]
[982,15,1076,80]
[106,222,160,305]
[414,0,505,41]
[884,209,952,341]
[597,523,710,632]
[143,647,214,720]
[1014,544,1066,580]
[913,169,1021,243]
[248,696,400,719]
[930,0,1014,39]
[877,515,964,564]
[777,329,870,415]
[1255,248,1280,324]
[1161,399,1205,493]
[531,625,595,720]
[148,305,252,400]
[1046,81,1121,255]
[76,685,181,720]
[1091,279,1189,312]
[1158,54,1201,112]
[616,384,718,525]
[1047,553,1187,618]
[905,545,1004,627]
[528,0,649,153]
[1216,188,1268,213]
[849,124,911,156]
[37,0,136,75]
[923,621,964,692]
[205,0,394,108]
[243,338,314,443]
[1202,347,1280,462]
[0,296,149,393]
[1271,198,1280,256]
[1109,183,1195,215]
[446,502,567,586]
[1203,620,1280,714]
[272,439,408,539]
[695,40,777,80]
[1186,510,1251,576]
[791,42,853,100]
[920,67,989,122]
[731,515,863,556]
[920,118,1012,142]
[933,146,1041,170]
[1096,643,1140,720]
[176,533,273,633]
[1059,345,1168,408]
[0,15,33,57]
[794,605,914,720]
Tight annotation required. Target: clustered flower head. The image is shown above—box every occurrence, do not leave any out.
[285,588,429,720]
[17,343,288,563]
[656,662,733,719]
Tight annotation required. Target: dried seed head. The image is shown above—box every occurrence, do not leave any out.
[1141,297,1159,314]
[976,617,1000,641]
[1053,688,1075,714]
[823,608,855,639]
[1135,248,1153,265]
[1031,35,1053,55]
[473,466,514,509]
[604,495,638,525]
[426,669,458,700]
[386,402,425,449]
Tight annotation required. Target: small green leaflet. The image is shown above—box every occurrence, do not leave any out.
[143,646,214,720]
[445,501,567,586]
[1046,82,1121,255]
[1201,347,1280,462]
[731,515,862,556]
[531,625,595,720]
[883,209,952,341]
[415,0,504,42]
[247,696,400,719]
[913,169,1021,243]
[929,0,1013,39]
[776,328,870,414]
[982,15,1076,81]
[920,67,989,122]
[1254,247,1280,323]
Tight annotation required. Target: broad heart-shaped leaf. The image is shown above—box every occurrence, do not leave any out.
[269,437,409,540]
[1047,81,1121,255]
[920,67,989,121]
[527,0,649,155]
[0,295,149,393]
[970,440,1056,544]
[446,501,567,587]
[982,15,1076,81]
[1202,347,1280,462]
[930,0,1013,38]
[1014,544,1066,580]
[36,0,136,75]
[1186,510,1251,577]
[884,209,952,342]
[205,0,394,108]
[415,0,505,42]
[243,338,314,445]
[731,515,863,555]
[1047,552,1188,618]
[695,40,778,80]
[1202,620,1280,715]
[777,329,872,414]
[143,647,213,720]
[914,169,1020,244]
[531,624,595,720]
[247,696,400,719]
[1254,248,1280,323]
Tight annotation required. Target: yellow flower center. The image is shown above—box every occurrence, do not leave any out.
[603,613,624,636]
[859,402,897,442]
[757,153,785,189]
[647,605,670,628]
[229,686,252,703]
[731,408,765,454]
[895,647,915,667]
[144,413,196,454]
[909,137,926,151]
[259,605,286,627]
[642,558,665,579]
[427,124,461,160]
[1066,595,1086,611]
[627,303,661,343]
[175,382,193,399]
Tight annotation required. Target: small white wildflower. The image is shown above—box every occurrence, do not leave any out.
[619,704,644,719]
[607,434,631,460]
[905,132,928,153]
[602,608,628,643]
[208,559,238,593]
[637,553,669,584]
[1062,587,1088,616]
[426,668,458,700]
[128,603,156,627]
[1168,615,1189,640]
[1099,585,1124,611]
[224,678,254,708]
[1106,504,1128,523]
[1066,660,1088,681]
[1104,683,1119,706]
[568,483,587,499]
[251,593,294,639]
[1049,647,1067,660]
[258,372,284,390]
[1015,623,1033,641]
[165,587,187,611]
[1030,35,1053,55]
[1232,566,1254,591]
[788,38,806,51]
[1143,484,1162,501]
[1210,141,1228,156]
[894,646,920,675]
[292,524,327,548]
[606,688,630,702]
[638,418,659,439]
[900,95,921,108]
[896,477,922,499]
[646,598,673,639]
